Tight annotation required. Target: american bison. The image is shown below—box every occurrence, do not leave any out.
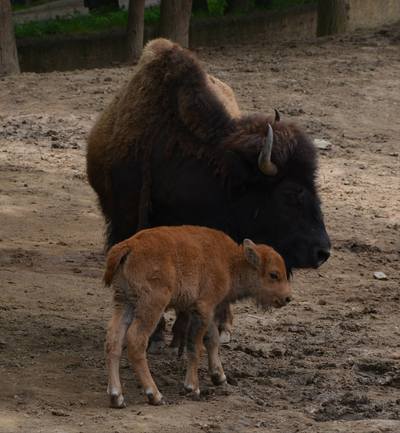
[87,38,330,344]
[104,225,291,407]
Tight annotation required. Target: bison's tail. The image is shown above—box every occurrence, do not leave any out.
[104,242,131,287]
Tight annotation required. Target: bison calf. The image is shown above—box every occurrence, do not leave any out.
[104,225,291,407]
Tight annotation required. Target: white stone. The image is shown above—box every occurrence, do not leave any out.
[373,271,388,280]
[314,139,332,150]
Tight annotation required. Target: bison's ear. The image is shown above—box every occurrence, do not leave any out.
[243,239,261,270]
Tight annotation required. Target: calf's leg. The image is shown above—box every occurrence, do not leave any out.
[216,304,233,344]
[184,306,212,396]
[126,293,169,405]
[105,302,134,408]
[204,321,227,386]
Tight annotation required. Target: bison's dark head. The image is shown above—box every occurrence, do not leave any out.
[222,115,331,273]
[151,112,330,274]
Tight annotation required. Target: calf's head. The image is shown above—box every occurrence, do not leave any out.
[243,239,292,309]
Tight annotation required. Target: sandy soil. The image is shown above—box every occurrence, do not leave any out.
[1,24,399,433]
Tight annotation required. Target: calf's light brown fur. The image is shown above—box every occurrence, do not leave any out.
[104,225,291,407]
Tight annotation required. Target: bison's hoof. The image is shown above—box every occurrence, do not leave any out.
[219,330,231,345]
[109,392,126,409]
[147,340,166,354]
[211,372,227,386]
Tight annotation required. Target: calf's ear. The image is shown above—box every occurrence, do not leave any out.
[243,239,261,270]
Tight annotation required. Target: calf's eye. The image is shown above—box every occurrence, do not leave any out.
[269,272,278,280]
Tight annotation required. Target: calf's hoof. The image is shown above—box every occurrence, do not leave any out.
[145,389,164,406]
[183,384,200,400]
[211,372,227,386]
[109,392,126,409]
[219,330,231,345]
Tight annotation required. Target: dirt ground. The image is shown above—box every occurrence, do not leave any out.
[1,23,399,433]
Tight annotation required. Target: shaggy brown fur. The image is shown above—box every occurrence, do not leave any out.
[104,225,291,408]
[87,39,239,221]
[86,38,316,238]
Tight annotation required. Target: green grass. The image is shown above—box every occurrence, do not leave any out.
[15,7,161,38]
[207,0,228,17]
[15,0,317,39]
[15,10,126,38]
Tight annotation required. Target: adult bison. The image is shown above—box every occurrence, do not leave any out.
[87,38,330,344]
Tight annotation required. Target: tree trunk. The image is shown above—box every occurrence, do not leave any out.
[192,0,208,13]
[226,0,253,14]
[127,0,145,63]
[160,0,193,48]
[0,0,20,76]
[317,0,349,36]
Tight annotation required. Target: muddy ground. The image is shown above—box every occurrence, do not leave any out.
[1,23,399,433]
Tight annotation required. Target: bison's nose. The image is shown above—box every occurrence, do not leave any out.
[316,248,330,266]
[285,296,292,304]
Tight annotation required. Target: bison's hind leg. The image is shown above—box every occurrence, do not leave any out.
[104,159,149,249]
[169,311,190,356]
[147,316,167,353]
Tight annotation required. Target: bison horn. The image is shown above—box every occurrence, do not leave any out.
[274,108,281,123]
[258,124,278,176]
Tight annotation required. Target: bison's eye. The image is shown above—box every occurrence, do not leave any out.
[284,188,305,206]
[269,272,279,280]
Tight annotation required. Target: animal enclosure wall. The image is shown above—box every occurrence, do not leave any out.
[16,1,400,73]
[17,6,317,72]
[348,0,400,31]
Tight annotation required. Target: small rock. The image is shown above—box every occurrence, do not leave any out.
[318,299,327,305]
[51,409,69,417]
[314,139,332,150]
[373,271,388,280]
[270,347,284,357]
